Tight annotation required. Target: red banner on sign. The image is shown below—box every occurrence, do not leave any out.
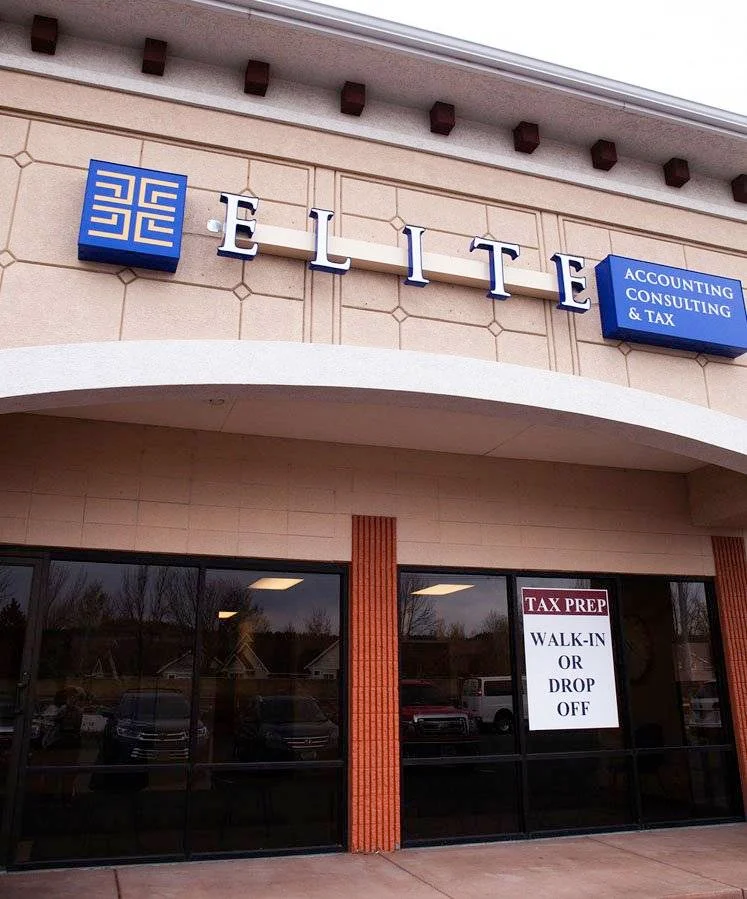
[521,588,609,616]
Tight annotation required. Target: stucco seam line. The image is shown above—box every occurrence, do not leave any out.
[1,62,746,231]
[0,342,745,470]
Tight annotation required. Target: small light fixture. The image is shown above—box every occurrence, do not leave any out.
[218,610,238,619]
[249,577,303,591]
[412,584,474,596]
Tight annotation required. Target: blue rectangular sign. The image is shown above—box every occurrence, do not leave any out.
[78,159,187,272]
[595,255,747,358]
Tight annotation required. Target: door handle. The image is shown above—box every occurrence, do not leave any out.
[14,670,30,715]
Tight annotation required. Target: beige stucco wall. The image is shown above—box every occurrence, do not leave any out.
[0,72,746,421]
[0,414,715,576]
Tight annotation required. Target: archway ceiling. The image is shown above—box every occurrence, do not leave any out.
[2,340,743,475]
[41,387,697,474]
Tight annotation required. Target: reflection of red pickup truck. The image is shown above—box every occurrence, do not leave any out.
[400,679,479,757]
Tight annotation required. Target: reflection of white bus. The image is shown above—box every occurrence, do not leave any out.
[461,676,515,734]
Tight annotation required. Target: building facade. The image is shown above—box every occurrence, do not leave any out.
[0,0,746,869]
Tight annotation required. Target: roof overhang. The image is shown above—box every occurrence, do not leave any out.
[1,0,745,181]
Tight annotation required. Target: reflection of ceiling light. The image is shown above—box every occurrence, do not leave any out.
[249,577,303,591]
[412,584,474,596]
[218,610,238,619]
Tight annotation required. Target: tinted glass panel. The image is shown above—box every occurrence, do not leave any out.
[402,761,520,842]
[30,561,198,768]
[189,766,343,853]
[0,565,33,843]
[638,748,740,823]
[200,570,341,764]
[527,755,634,832]
[16,767,187,863]
[515,577,624,753]
[621,578,729,748]
[399,572,512,758]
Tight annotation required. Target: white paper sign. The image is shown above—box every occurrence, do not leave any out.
[521,587,619,731]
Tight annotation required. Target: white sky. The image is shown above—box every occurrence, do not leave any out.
[319,0,746,116]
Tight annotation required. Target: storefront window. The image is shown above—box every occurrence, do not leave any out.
[191,568,343,855]
[620,577,740,823]
[31,561,198,770]
[401,569,740,845]
[399,571,518,841]
[199,569,341,766]
[622,579,726,748]
[10,555,345,866]
[515,576,624,756]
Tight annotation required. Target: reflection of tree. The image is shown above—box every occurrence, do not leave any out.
[0,596,26,678]
[116,565,167,624]
[434,619,466,640]
[478,609,504,636]
[671,582,709,640]
[0,597,26,629]
[398,575,437,637]
[671,581,713,683]
[45,563,105,628]
[0,566,17,604]
[304,606,332,636]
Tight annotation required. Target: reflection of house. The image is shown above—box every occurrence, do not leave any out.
[251,632,338,678]
[401,634,511,682]
[306,640,340,679]
[220,640,269,679]
[91,652,120,680]
[157,651,195,680]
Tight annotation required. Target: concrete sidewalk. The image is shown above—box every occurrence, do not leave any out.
[3,824,747,898]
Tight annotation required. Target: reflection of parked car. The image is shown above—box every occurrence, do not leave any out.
[400,680,479,757]
[461,676,515,734]
[234,695,339,762]
[101,689,208,763]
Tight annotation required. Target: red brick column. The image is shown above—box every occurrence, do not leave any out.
[712,535,747,807]
[349,515,400,852]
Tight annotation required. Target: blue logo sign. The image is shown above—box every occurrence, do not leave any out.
[596,255,747,358]
[78,160,187,272]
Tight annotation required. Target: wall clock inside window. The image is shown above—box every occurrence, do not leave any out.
[623,615,652,682]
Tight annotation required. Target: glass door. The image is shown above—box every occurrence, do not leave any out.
[0,561,41,868]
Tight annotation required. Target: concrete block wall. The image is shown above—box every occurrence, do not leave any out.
[0,414,719,576]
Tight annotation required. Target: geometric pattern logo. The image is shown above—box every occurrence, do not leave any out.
[78,159,188,273]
